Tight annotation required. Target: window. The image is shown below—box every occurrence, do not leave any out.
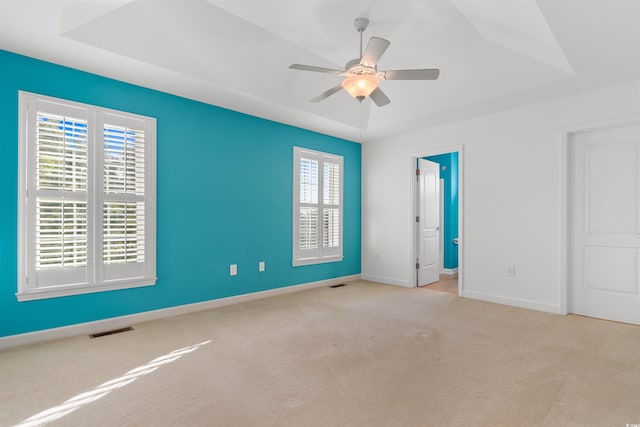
[293,147,343,266]
[18,92,156,301]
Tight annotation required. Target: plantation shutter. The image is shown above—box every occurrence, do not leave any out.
[293,147,343,266]
[18,92,156,301]
[322,161,341,254]
[100,114,150,282]
[299,156,319,256]
[28,101,91,290]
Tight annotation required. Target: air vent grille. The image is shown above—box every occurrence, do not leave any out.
[90,326,133,338]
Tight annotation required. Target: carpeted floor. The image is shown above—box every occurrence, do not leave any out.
[1,280,639,426]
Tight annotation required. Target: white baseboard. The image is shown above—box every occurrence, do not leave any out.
[441,268,458,275]
[361,274,412,288]
[462,290,562,315]
[0,274,361,351]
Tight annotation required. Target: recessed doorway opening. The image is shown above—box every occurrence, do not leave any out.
[411,146,464,296]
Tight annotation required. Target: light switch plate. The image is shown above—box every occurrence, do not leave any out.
[230,264,237,276]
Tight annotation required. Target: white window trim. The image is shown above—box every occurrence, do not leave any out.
[17,91,156,301]
[293,146,343,266]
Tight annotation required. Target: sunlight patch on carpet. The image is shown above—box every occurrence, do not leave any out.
[16,340,211,427]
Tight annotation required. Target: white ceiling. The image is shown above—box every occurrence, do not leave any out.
[1,0,639,142]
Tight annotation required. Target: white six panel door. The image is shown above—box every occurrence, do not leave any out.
[570,123,640,325]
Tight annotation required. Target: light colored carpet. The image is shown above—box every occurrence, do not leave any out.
[1,280,639,426]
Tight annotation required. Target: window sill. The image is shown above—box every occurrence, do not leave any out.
[16,278,157,302]
[292,256,344,267]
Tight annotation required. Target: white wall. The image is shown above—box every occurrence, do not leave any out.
[362,80,640,313]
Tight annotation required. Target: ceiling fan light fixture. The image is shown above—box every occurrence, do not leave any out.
[341,74,378,100]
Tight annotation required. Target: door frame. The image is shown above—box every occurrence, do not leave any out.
[560,114,640,315]
[410,145,464,295]
[439,178,445,273]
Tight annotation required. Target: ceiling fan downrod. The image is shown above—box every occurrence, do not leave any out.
[354,17,369,58]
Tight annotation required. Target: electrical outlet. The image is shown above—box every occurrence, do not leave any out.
[259,261,265,272]
[230,264,237,276]
[507,266,516,277]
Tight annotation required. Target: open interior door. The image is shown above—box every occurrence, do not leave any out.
[417,158,441,286]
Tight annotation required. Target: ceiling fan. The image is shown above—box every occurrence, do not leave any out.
[289,17,440,107]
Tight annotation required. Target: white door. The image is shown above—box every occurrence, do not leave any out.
[570,122,640,325]
[417,159,441,286]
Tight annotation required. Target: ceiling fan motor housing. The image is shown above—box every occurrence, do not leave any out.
[345,58,376,75]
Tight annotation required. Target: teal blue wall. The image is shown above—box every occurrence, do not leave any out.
[0,50,361,338]
[424,153,458,270]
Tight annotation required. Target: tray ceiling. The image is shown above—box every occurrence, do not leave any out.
[1,0,639,142]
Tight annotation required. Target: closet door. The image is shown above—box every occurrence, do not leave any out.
[570,123,640,324]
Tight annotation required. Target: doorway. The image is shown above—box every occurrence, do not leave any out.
[564,117,640,324]
[412,146,463,295]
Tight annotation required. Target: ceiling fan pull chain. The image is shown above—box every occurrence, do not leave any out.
[359,101,363,141]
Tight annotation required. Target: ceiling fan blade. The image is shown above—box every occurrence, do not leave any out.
[310,85,343,103]
[369,87,390,107]
[381,68,440,80]
[360,37,391,68]
[289,64,343,74]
